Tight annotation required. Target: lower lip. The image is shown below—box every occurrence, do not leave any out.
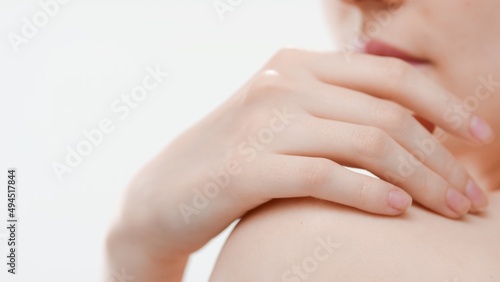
[363,41,429,66]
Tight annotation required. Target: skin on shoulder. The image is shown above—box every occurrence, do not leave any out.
[211,190,500,281]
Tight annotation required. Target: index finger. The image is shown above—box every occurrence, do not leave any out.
[299,50,495,144]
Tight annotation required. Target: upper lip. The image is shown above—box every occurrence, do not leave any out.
[362,40,429,65]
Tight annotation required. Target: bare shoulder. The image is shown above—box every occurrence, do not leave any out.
[211,193,500,282]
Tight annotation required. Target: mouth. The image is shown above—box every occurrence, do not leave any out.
[362,40,430,66]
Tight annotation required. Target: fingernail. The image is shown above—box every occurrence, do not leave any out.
[388,190,412,211]
[470,116,494,143]
[446,188,471,215]
[465,179,489,212]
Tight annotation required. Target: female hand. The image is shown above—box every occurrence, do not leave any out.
[106,48,490,280]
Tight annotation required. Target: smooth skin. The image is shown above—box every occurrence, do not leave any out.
[210,194,500,281]
[106,0,500,280]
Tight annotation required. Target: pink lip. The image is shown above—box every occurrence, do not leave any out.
[363,40,429,65]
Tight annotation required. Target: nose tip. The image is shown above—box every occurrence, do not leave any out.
[340,0,405,14]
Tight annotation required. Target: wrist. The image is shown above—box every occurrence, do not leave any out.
[105,222,189,282]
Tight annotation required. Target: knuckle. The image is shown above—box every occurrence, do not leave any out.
[374,102,409,131]
[418,172,442,204]
[351,127,390,160]
[244,70,291,104]
[420,173,432,196]
[442,158,457,180]
[357,179,378,207]
[269,47,303,66]
[442,158,468,187]
[300,159,334,194]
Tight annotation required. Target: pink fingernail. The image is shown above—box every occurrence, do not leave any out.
[465,180,488,211]
[446,188,471,215]
[388,190,412,211]
[470,116,494,143]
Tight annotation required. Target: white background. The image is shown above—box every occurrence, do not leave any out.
[0,0,334,281]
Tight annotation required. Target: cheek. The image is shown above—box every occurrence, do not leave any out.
[323,1,361,43]
[419,3,497,70]
[432,1,500,86]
